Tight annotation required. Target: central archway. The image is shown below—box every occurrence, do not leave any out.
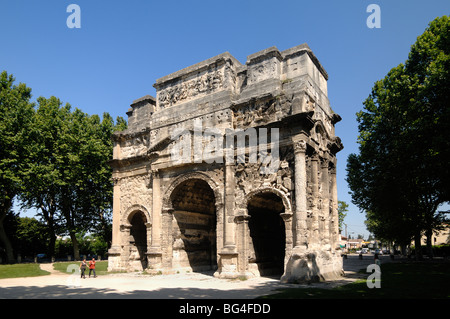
[170,178,217,272]
[247,192,286,277]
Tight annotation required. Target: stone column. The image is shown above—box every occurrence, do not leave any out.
[330,166,339,250]
[146,170,163,270]
[234,209,251,276]
[320,158,331,250]
[216,160,238,279]
[150,170,162,249]
[223,162,236,251]
[293,140,308,251]
[145,222,152,242]
[119,224,132,269]
[161,208,174,270]
[280,212,293,275]
[310,153,320,249]
[109,177,121,255]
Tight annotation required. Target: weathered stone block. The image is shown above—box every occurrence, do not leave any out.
[108,44,344,283]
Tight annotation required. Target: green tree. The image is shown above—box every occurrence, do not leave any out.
[347,16,450,259]
[20,96,68,259]
[337,201,348,232]
[405,15,450,202]
[0,71,35,263]
[20,96,127,260]
[56,109,126,259]
[14,217,49,258]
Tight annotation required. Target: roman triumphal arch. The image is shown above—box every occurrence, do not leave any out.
[108,44,344,282]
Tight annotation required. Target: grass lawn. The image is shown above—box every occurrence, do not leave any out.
[0,263,50,279]
[260,261,450,299]
[53,260,109,275]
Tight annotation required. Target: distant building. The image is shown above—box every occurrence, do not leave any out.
[347,238,364,250]
[412,224,450,246]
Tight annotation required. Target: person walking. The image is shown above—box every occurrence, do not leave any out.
[89,257,97,278]
[374,253,381,266]
[80,259,87,279]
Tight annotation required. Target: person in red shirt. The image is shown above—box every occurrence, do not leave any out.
[89,258,97,278]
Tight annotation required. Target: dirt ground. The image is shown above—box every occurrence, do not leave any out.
[0,254,384,299]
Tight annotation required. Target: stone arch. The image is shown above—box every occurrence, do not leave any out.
[242,187,292,215]
[312,120,332,151]
[122,204,151,271]
[162,171,224,272]
[123,204,151,226]
[162,172,223,212]
[244,187,293,277]
[313,120,329,137]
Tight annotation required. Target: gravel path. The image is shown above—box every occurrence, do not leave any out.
[0,254,387,299]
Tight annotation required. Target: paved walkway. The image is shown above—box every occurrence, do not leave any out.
[0,254,388,299]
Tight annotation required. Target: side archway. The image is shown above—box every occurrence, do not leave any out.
[244,187,292,277]
[123,204,152,226]
[122,205,151,271]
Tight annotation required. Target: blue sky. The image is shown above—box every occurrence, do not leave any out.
[1,0,449,238]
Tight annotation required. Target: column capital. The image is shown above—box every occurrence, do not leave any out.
[320,157,330,169]
[151,169,159,178]
[293,140,307,154]
[311,152,320,161]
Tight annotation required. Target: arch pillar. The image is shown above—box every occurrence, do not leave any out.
[215,162,240,279]
[147,169,163,271]
[107,177,122,271]
[234,208,251,276]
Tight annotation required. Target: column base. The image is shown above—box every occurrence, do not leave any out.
[214,249,239,279]
[107,245,123,272]
[146,247,163,270]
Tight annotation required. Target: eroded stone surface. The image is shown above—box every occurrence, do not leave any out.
[108,44,344,283]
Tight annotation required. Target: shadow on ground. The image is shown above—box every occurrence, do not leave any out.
[0,281,285,299]
[0,254,385,299]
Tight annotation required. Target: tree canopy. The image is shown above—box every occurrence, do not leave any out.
[0,71,127,262]
[346,16,450,257]
[0,71,35,263]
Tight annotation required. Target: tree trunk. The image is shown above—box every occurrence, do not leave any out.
[0,217,15,263]
[414,232,423,261]
[0,199,16,263]
[425,228,434,259]
[41,205,57,261]
[69,231,80,261]
[48,232,56,261]
[400,244,407,256]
